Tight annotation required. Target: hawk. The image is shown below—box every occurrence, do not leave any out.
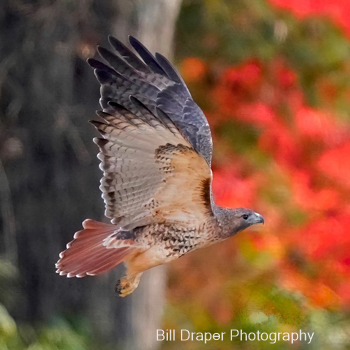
[56,36,264,296]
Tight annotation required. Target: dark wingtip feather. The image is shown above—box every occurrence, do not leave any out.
[155,52,183,84]
[129,36,167,76]
[97,46,115,62]
[87,58,103,69]
[128,36,140,48]
[108,101,130,111]
[94,69,115,84]
[98,45,139,77]
[96,110,112,119]
[89,120,105,128]
[129,95,151,113]
[89,59,120,82]
[109,35,149,73]
[109,35,127,53]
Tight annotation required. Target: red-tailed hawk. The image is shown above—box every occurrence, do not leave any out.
[56,36,264,296]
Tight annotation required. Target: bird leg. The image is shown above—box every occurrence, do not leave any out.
[115,247,166,296]
[115,272,143,297]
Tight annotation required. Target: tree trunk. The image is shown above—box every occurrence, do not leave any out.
[0,0,182,349]
[86,1,183,349]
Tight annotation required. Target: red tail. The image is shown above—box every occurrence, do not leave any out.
[56,219,134,278]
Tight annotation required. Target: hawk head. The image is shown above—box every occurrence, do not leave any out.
[215,207,264,238]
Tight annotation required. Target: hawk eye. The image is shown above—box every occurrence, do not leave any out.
[242,214,249,220]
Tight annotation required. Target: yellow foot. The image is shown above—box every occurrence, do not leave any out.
[115,274,142,297]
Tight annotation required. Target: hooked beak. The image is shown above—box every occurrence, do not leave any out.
[253,212,264,225]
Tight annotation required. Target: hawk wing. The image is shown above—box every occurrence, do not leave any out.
[88,37,215,229]
[88,36,213,166]
[91,99,212,229]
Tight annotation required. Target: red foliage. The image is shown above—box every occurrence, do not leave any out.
[268,0,350,38]
[318,141,350,188]
[213,60,262,112]
[295,107,339,142]
[212,166,258,209]
[178,52,350,310]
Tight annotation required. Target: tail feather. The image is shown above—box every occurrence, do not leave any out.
[56,219,135,278]
[68,248,130,278]
[85,250,130,275]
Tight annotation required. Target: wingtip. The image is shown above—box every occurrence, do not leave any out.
[97,45,112,58]
[108,100,129,111]
[109,35,127,52]
[86,57,96,67]
[129,95,137,103]
[96,110,113,120]
[108,35,119,45]
[129,35,143,49]
[155,52,170,66]
[96,45,103,55]
[154,52,162,59]
[87,58,108,71]
[88,119,103,128]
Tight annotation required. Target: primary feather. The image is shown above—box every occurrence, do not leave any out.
[88,36,213,166]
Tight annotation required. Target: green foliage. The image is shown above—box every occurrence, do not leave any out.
[0,258,109,350]
[0,301,87,350]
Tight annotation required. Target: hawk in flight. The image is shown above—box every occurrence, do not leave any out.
[56,36,264,296]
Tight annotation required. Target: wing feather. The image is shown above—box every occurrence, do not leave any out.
[108,36,150,73]
[88,37,215,228]
[91,101,212,229]
[129,36,167,76]
[88,36,213,165]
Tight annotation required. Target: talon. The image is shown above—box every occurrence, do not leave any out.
[114,274,142,297]
[115,279,122,294]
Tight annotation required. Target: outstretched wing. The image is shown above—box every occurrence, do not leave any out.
[88,36,213,166]
[91,99,212,229]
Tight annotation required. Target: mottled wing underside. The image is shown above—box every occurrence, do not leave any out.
[88,36,215,229]
[91,99,212,229]
[88,36,213,166]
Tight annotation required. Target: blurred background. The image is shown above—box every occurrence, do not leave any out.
[1,0,350,349]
